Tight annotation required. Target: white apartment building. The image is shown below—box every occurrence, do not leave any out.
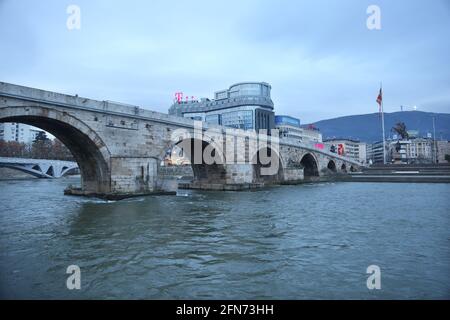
[0,123,44,144]
[437,140,450,163]
[324,139,367,164]
[389,138,433,164]
[274,116,323,144]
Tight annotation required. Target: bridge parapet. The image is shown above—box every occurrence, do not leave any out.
[1,82,199,130]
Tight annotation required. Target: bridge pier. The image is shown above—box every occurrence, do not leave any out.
[110,157,158,194]
[179,163,258,191]
[281,167,304,183]
[66,157,172,199]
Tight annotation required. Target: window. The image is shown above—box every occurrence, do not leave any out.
[221,110,253,130]
[229,91,239,98]
[215,91,228,100]
[229,83,264,97]
[262,85,270,97]
[239,83,261,96]
[205,114,221,125]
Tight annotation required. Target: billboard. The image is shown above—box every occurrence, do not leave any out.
[338,144,345,156]
[315,143,324,150]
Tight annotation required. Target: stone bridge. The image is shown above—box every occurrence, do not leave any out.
[0,157,78,178]
[0,82,361,199]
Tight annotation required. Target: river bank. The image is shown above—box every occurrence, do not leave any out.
[346,164,450,183]
[0,167,38,180]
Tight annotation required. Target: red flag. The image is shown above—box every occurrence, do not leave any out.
[376,88,382,112]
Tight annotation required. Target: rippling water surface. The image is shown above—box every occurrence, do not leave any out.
[0,177,449,299]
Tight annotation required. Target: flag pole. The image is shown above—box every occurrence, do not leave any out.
[380,82,387,164]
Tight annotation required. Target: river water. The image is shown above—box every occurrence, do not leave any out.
[0,177,449,299]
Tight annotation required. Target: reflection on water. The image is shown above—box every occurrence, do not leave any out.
[0,177,449,299]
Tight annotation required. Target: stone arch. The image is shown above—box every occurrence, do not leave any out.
[327,160,337,173]
[252,147,284,184]
[300,153,319,178]
[350,165,357,172]
[0,106,111,193]
[173,137,227,184]
[341,163,347,173]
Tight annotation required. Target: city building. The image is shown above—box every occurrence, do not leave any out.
[168,82,275,131]
[389,140,413,164]
[388,138,434,164]
[300,125,323,144]
[275,115,323,144]
[324,138,367,164]
[0,123,43,144]
[406,138,433,163]
[366,141,386,164]
[436,140,450,163]
[367,137,442,165]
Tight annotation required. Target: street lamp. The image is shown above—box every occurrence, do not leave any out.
[432,116,437,164]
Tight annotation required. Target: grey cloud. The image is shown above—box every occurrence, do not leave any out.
[0,0,448,123]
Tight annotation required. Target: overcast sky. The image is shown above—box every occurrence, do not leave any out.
[0,0,449,123]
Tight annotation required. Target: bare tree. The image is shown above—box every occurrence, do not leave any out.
[0,135,74,161]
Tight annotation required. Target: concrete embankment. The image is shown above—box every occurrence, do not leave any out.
[0,167,38,180]
[346,164,450,183]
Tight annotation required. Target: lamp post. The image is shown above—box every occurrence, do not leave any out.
[432,116,437,163]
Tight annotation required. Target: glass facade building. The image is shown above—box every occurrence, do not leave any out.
[221,110,253,130]
[169,82,275,131]
[205,114,220,125]
[275,115,301,128]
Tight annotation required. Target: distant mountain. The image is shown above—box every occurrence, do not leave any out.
[311,111,450,143]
